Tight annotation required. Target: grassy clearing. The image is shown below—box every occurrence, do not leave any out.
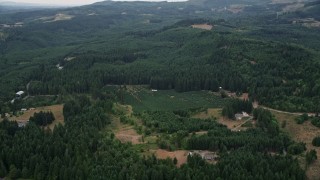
[192,108,252,131]
[191,24,213,30]
[152,149,189,167]
[270,110,320,179]
[109,104,144,144]
[133,137,159,153]
[9,104,64,130]
[192,108,222,119]
[118,86,228,112]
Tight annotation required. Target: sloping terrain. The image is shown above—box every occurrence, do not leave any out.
[0,1,319,179]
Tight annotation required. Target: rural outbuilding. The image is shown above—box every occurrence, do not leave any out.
[16,91,25,98]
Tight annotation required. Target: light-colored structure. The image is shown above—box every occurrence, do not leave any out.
[16,91,24,97]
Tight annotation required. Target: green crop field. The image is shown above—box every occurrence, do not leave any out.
[120,86,228,112]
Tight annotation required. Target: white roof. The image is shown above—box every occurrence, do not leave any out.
[235,114,244,118]
[16,91,24,95]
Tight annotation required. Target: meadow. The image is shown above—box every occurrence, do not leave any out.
[120,86,228,112]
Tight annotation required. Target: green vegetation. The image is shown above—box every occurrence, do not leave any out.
[241,121,254,128]
[121,87,227,112]
[139,111,222,134]
[0,0,320,179]
[157,130,189,150]
[0,96,306,179]
[187,108,293,153]
[22,95,62,108]
[294,113,320,128]
[295,113,309,124]
[1,0,320,114]
[222,99,253,119]
[311,117,320,128]
[281,120,287,128]
[287,142,307,155]
[253,108,279,136]
[29,111,55,126]
[312,136,320,147]
[306,150,318,165]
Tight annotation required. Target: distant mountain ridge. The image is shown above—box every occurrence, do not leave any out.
[0,1,45,6]
[0,0,74,7]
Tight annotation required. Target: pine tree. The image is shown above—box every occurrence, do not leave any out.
[0,160,7,178]
[306,150,317,165]
[173,157,178,165]
[9,165,18,179]
[21,167,29,179]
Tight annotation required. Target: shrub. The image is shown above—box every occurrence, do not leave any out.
[311,117,320,128]
[312,136,320,147]
[287,142,306,155]
[306,150,317,165]
[295,113,308,124]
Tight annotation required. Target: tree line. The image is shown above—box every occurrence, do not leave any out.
[29,111,55,126]
[222,99,253,119]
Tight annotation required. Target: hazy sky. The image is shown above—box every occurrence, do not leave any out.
[9,0,102,5]
[7,0,188,6]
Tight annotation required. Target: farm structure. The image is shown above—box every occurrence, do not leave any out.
[16,91,25,98]
[189,150,219,162]
[235,112,250,120]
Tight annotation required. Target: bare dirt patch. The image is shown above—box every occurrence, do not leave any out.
[240,93,249,100]
[64,57,76,61]
[116,128,143,144]
[303,21,320,28]
[271,0,305,4]
[111,103,141,144]
[271,110,320,179]
[191,24,213,30]
[10,104,64,130]
[282,3,304,12]
[194,131,208,135]
[125,85,145,102]
[293,18,320,28]
[39,13,74,23]
[250,60,257,65]
[152,149,188,167]
[228,4,247,13]
[111,115,144,145]
[225,91,249,100]
[51,14,74,22]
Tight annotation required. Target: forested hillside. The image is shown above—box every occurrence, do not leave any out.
[0,0,320,112]
[0,96,307,179]
[0,0,319,179]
